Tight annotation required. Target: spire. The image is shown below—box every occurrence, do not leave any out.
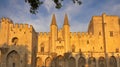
[64,14,69,26]
[51,14,57,26]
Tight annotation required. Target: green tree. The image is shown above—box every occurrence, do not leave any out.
[25,0,82,14]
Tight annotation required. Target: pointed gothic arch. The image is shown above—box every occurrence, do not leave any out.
[68,57,76,67]
[55,55,65,67]
[37,57,43,67]
[109,56,117,67]
[45,57,52,67]
[88,57,96,67]
[6,50,20,67]
[51,58,56,67]
[98,57,106,67]
[78,56,86,67]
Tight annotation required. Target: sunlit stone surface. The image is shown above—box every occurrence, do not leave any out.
[0,13,120,67]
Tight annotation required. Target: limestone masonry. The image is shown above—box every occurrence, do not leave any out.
[0,13,120,67]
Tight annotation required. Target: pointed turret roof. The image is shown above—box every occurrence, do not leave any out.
[51,14,57,26]
[64,14,69,26]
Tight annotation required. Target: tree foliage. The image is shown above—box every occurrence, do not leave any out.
[25,0,82,14]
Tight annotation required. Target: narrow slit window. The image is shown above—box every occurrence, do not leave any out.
[110,31,113,37]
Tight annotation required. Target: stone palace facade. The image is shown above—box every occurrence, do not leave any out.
[0,13,120,67]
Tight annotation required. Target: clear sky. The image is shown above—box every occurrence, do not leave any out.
[0,0,120,32]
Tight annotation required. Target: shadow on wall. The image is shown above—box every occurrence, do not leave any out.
[0,44,30,67]
[36,52,118,67]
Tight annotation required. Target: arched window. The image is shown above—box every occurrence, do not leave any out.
[78,57,86,67]
[68,57,76,67]
[98,57,106,67]
[109,56,117,67]
[12,37,18,45]
[88,57,96,67]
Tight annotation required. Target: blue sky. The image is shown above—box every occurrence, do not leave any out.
[0,0,120,32]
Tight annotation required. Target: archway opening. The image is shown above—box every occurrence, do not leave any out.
[37,57,43,67]
[45,57,52,67]
[98,57,106,67]
[68,57,76,67]
[88,57,96,67]
[78,57,86,67]
[109,56,117,67]
[6,50,20,67]
[55,55,65,67]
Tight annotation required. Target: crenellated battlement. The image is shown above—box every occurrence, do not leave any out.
[9,23,33,33]
[0,17,13,23]
[38,32,50,37]
[0,17,33,31]
[10,23,32,29]
[70,32,94,38]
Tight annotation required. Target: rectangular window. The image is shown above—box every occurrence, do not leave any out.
[110,31,113,37]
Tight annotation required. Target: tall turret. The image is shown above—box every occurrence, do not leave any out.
[50,14,58,52]
[63,14,70,52]
[0,17,12,45]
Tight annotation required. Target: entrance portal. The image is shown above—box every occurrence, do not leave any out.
[6,50,20,67]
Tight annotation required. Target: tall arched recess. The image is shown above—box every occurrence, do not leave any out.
[109,56,117,67]
[78,56,86,67]
[88,57,96,67]
[6,50,20,67]
[68,57,76,67]
[98,57,106,67]
[45,57,52,67]
[55,55,65,67]
[37,57,43,67]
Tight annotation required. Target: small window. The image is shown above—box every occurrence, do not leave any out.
[110,31,113,37]
[41,43,44,53]
[100,46,103,50]
[99,32,101,35]
[12,37,18,45]
[72,45,75,52]
[41,47,44,53]
[87,40,89,44]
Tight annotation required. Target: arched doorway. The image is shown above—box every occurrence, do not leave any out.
[6,50,20,67]
[45,57,52,67]
[68,57,76,67]
[78,57,86,67]
[109,56,117,67]
[98,57,106,67]
[55,55,65,67]
[88,57,96,67]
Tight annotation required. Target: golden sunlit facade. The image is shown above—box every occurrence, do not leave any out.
[0,13,120,67]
